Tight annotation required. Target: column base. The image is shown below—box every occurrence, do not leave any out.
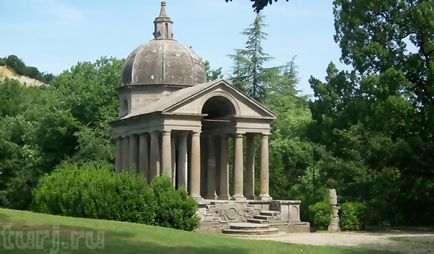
[231,195,246,201]
[218,194,231,200]
[259,194,272,201]
[191,194,203,202]
[205,192,218,200]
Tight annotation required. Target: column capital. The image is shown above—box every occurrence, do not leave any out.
[162,130,171,135]
[235,132,244,138]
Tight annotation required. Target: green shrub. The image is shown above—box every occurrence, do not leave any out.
[308,201,332,230]
[33,162,199,231]
[32,162,156,224]
[340,201,366,231]
[150,177,199,231]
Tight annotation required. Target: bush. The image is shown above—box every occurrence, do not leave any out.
[340,201,366,231]
[32,162,199,231]
[150,177,199,231]
[33,162,155,224]
[308,201,332,230]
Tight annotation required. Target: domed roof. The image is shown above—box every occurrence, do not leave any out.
[121,1,206,86]
[122,40,206,86]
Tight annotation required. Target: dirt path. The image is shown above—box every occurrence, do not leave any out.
[238,231,434,254]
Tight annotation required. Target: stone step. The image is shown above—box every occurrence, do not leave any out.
[222,227,279,235]
[228,223,270,230]
[260,211,280,216]
[247,218,269,224]
[254,215,275,220]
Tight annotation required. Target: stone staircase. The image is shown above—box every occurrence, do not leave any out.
[222,210,281,235]
[247,210,280,224]
[222,222,279,235]
[197,199,310,233]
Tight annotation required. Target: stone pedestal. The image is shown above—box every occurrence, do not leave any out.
[328,188,340,231]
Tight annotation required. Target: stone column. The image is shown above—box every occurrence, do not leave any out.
[259,134,271,200]
[177,133,188,190]
[328,189,340,231]
[206,135,217,199]
[129,135,139,173]
[190,131,202,200]
[218,135,230,200]
[171,136,177,187]
[246,134,255,199]
[161,130,172,178]
[121,136,130,171]
[233,133,245,200]
[115,138,122,174]
[139,134,149,180]
[150,131,160,180]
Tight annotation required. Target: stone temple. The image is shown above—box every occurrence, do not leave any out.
[111,1,309,233]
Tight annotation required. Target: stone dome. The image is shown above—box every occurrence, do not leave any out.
[121,1,206,86]
[122,40,206,86]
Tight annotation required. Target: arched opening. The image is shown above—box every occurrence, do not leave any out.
[164,23,169,38]
[201,96,236,120]
[121,99,129,117]
[200,96,236,198]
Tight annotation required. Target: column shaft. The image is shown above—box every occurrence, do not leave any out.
[161,130,172,178]
[260,134,271,200]
[233,133,245,200]
[129,135,139,173]
[218,135,230,199]
[139,134,149,181]
[121,136,129,171]
[206,135,217,199]
[115,138,122,174]
[190,132,202,200]
[150,131,160,180]
[177,133,188,190]
[246,134,255,199]
[171,136,177,187]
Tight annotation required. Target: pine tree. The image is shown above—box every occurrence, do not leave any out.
[229,14,272,102]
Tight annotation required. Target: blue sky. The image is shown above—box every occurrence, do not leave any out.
[0,0,349,94]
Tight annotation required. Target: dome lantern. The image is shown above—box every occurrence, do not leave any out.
[153,1,173,40]
[121,0,206,87]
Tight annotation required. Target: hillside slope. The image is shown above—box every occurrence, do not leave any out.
[0,65,47,87]
[0,208,389,254]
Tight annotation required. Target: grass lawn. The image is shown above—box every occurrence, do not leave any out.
[0,208,394,254]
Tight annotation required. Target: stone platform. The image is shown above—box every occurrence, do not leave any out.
[196,199,310,233]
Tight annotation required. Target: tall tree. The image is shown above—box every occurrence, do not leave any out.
[307,0,434,226]
[229,14,272,102]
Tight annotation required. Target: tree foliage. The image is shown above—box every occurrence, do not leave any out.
[229,14,272,102]
[307,0,434,226]
[225,0,290,13]
[204,60,223,81]
[0,57,122,210]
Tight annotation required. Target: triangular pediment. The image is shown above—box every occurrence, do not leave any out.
[120,80,276,121]
[163,80,276,119]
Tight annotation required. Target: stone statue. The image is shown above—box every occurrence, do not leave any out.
[328,188,340,231]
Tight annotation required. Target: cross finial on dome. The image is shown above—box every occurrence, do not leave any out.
[153,0,174,40]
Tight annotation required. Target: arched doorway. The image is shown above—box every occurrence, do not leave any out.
[200,96,236,199]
